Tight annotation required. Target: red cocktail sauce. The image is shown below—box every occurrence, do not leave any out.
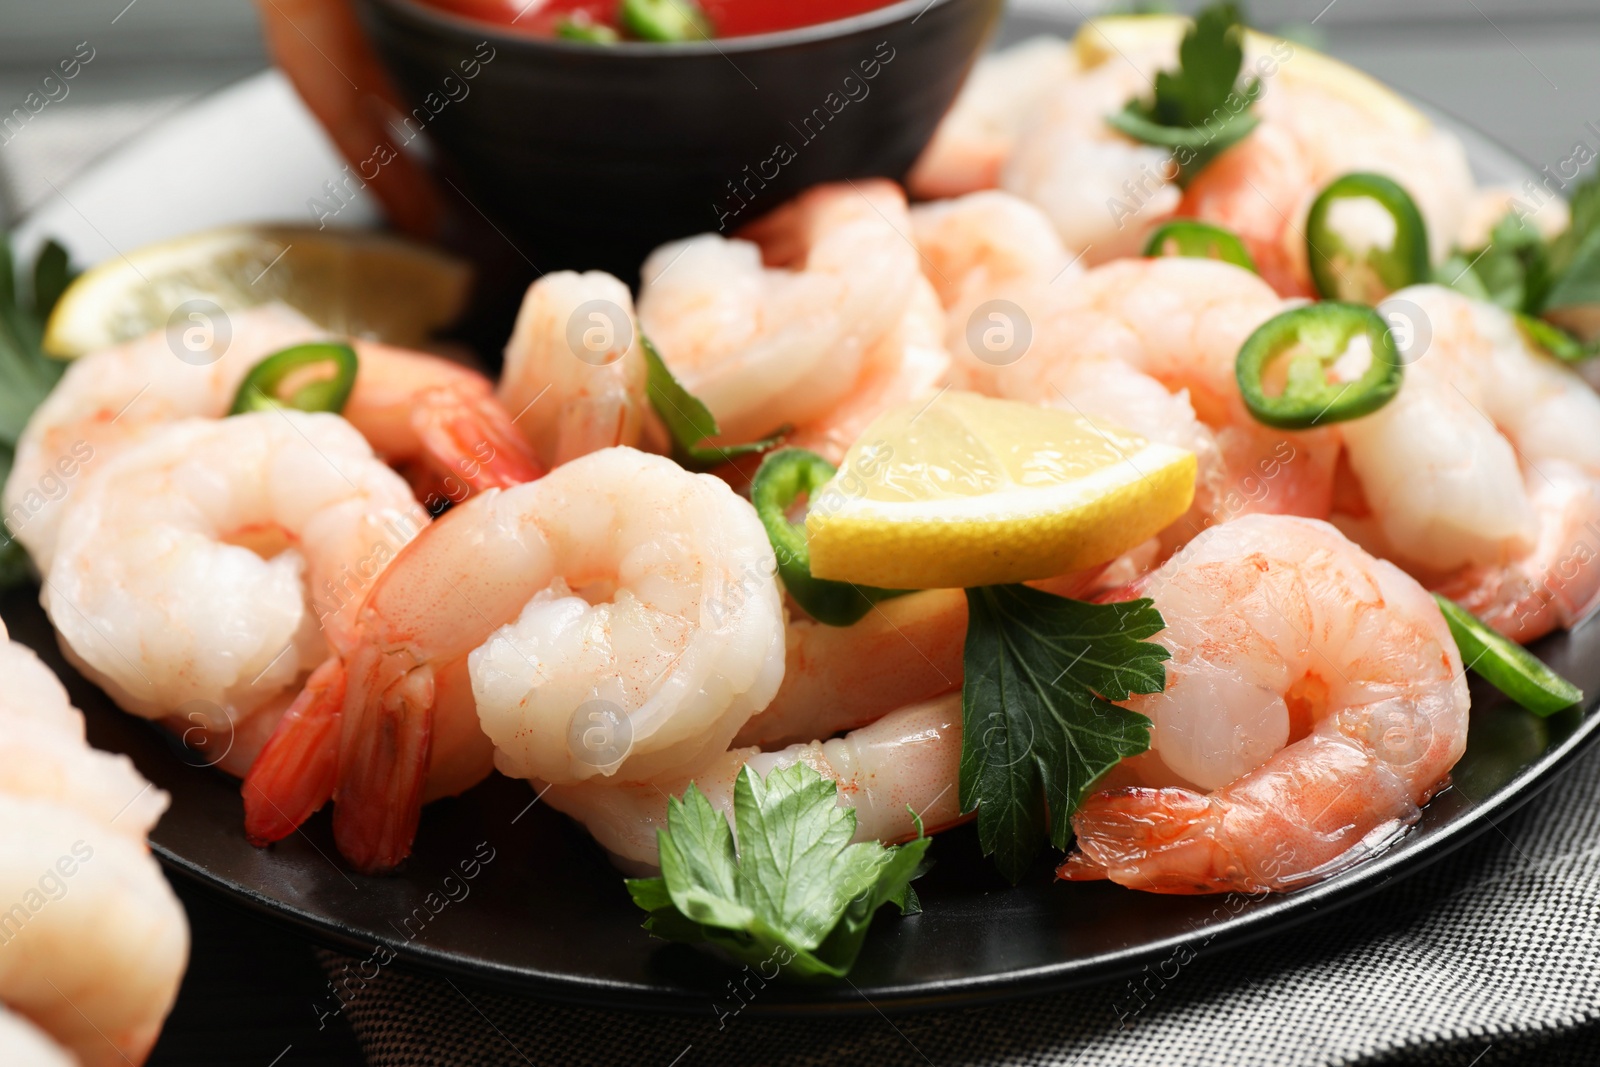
[419,0,902,39]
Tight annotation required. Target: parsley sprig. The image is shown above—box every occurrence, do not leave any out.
[1440,173,1600,360]
[641,334,786,469]
[1106,3,1262,185]
[627,762,930,980]
[0,237,75,588]
[959,585,1169,883]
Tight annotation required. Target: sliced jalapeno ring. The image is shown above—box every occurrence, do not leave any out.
[619,0,711,42]
[1433,594,1582,717]
[751,448,904,627]
[1305,172,1430,304]
[1236,303,1403,430]
[1515,312,1592,363]
[556,16,620,42]
[229,342,359,416]
[1142,220,1256,272]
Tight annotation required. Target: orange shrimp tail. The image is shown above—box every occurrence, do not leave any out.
[411,386,544,495]
[242,656,347,846]
[332,650,434,874]
[1066,787,1243,895]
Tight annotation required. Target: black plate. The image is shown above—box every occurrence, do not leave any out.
[11,22,1598,1017]
[6,585,1597,1016]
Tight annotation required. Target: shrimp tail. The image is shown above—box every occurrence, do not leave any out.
[411,385,544,494]
[242,656,347,846]
[1063,787,1241,895]
[333,649,434,874]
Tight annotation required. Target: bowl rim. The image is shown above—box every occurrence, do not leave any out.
[363,0,972,58]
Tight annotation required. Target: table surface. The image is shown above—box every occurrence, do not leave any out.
[0,1,1596,1063]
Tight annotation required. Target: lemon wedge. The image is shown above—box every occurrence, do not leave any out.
[43,226,471,358]
[804,391,1196,589]
[1075,15,1428,135]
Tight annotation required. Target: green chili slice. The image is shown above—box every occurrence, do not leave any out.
[556,16,620,42]
[619,0,711,41]
[1433,594,1582,717]
[751,449,903,627]
[1142,220,1256,272]
[1515,312,1593,363]
[228,342,359,416]
[1305,172,1430,304]
[1236,303,1403,430]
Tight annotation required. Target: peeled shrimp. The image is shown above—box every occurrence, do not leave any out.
[0,1009,74,1067]
[0,798,188,1067]
[1062,514,1469,894]
[736,588,967,748]
[911,35,1183,260]
[41,412,424,742]
[734,564,1136,750]
[500,270,650,469]
[247,446,785,872]
[979,256,1338,547]
[910,190,1082,390]
[908,37,1077,200]
[1181,67,1476,297]
[545,692,964,868]
[784,275,952,464]
[1000,43,1186,260]
[637,180,919,445]
[0,620,188,1067]
[4,302,536,572]
[1337,285,1600,641]
[913,27,1476,294]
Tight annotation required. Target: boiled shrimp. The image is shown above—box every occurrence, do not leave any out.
[0,619,188,1067]
[1062,514,1469,894]
[544,692,964,868]
[735,562,1138,750]
[910,36,1182,260]
[908,37,1076,200]
[247,446,785,873]
[784,275,952,464]
[735,588,967,748]
[1178,50,1475,296]
[974,256,1338,548]
[41,412,423,747]
[500,270,651,468]
[1337,284,1600,641]
[4,303,536,572]
[637,180,919,445]
[0,1009,74,1067]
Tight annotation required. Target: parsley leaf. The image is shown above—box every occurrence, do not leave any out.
[1437,174,1600,359]
[1439,211,1552,312]
[1105,3,1261,185]
[0,237,75,588]
[960,585,1168,884]
[640,334,786,469]
[1545,175,1600,311]
[626,762,931,980]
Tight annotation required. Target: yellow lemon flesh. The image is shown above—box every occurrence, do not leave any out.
[43,226,470,358]
[805,391,1197,589]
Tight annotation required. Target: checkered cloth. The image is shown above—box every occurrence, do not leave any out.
[321,742,1600,1067]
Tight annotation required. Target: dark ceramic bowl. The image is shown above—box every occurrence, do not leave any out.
[358,0,1002,278]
